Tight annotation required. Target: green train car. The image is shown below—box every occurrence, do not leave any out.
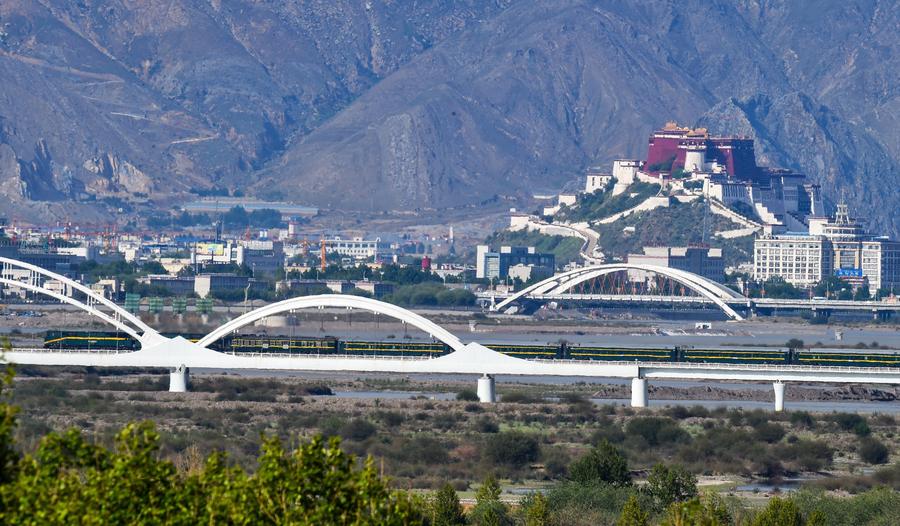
[679,348,791,365]
[340,340,449,358]
[43,330,139,350]
[566,346,676,362]
[796,351,900,368]
[484,343,559,359]
[225,335,339,354]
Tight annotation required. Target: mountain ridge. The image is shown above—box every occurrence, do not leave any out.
[0,0,898,235]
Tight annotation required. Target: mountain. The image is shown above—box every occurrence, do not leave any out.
[0,0,898,235]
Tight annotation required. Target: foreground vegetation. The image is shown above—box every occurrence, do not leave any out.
[5,368,900,524]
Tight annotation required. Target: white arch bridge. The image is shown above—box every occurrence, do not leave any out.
[2,259,900,411]
[488,263,747,320]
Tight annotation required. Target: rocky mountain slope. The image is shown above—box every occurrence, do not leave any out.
[0,1,898,235]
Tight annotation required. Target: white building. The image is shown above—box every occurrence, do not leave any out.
[753,204,900,293]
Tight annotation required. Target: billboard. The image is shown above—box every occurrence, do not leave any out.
[834,268,863,278]
[195,243,225,256]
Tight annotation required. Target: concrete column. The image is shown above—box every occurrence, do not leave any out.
[631,377,648,408]
[169,365,189,393]
[477,374,496,403]
[773,381,785,412]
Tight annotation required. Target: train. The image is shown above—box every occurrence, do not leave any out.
[41,330,900,368]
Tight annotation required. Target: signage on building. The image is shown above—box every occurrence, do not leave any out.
[834,268,863,278]
[196,243,225,256]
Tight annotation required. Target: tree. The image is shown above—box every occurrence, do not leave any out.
[141,260,167,275]
[617,495,649,526]
[521,492,550,526]
[0,420,422,525]
[660,494,731,526]
[786,339,805,351]
[751,497,804,526]
[761,276,804,299]
[0,351,19,485]
[646,463,698,509]
[483,431,540,468]
[430,483,465,526]
[469,474,511,526]
[568,439,631,487]
[223,205,250,228]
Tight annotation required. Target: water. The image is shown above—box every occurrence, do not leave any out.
[592,398,900,414]
[296,384,900,414]
[321,390,455,401]
[735,478,807,493]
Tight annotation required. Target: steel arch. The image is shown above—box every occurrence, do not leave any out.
[0,257,163,346]
[197,294,466,351]
[492,263,745,320]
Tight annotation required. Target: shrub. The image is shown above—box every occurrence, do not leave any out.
[831,413,871,436]
[456,389,479,402]
[790,411,815,429]
[618,494,649,526]
[483,431,540,468]
[374,410,405,427]
[754,422,786,444]
[473,417,499,434]
[646,463,698,509]
[340,419,377,441]
[859,438,889,465]
[751,497,803,526]
[624,417,687,448]
[568,440,631,487]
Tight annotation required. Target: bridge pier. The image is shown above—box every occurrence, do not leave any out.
[773,381,785,412]
[169,365,189,393]
[630,377,648,408]
[477,374,496,403]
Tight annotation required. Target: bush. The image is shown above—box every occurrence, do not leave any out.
[859,438,890,465]
[646,463,698,509]
[568,440,631,487]
[754,422,786,444]
[340,419,377,441]
[790,411,815,429]
[483,431,540,468]
[456,389,479,402]
[624,417,687,448]
[473,417,499,434]
[831,413,871,436]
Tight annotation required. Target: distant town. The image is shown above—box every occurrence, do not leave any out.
[0,122,897,312]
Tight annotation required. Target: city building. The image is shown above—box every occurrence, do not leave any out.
[140,275,197,296]
[627,246,725,283]
[323,237,393,260]
[753,203,900,293]
[190,240,284,277]
[475,245,555,280]
[194,274,267,299]
[352,281,395,299]
[325,280,355,294]
[753,235,829,288]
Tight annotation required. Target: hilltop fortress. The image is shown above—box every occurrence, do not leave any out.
[584,122,825,233]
